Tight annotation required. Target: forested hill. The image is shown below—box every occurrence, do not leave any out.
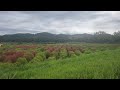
[0,31,120,43]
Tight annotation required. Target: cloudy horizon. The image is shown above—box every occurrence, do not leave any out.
[0,11,120,35]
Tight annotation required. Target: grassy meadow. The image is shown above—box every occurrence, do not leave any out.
[0,43,120,79]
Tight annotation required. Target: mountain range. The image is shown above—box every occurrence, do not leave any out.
[0,32,120,43]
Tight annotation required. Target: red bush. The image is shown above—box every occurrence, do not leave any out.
[4,51,16,55]
[16,45,38,49]
[4,55,17,63]
[3,51,24,63]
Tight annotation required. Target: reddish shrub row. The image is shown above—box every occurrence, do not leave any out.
[43,45,85,59]
[2,51,24,63]
[44,45,84,54]
[0,50,37,63]
[0,45,85,63]
[16,45,38,49]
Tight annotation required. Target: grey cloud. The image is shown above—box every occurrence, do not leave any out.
[0,11,120,35]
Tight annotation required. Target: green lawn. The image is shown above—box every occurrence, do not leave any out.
[0,48,120,79]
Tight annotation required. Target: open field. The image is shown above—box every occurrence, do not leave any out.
[0,43,120,79]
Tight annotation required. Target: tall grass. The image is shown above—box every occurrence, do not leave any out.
[0,48,120,79]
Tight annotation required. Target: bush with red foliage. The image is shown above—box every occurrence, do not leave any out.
[4,55,17,63]
[16,45,38,50]
[3,51,24,63]
[4,51,16,56]
[45,47,55,52]
[1,50,36,63]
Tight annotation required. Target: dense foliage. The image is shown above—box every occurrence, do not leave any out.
[0,44,86,63]
[0,43,120,63]
[0,43,120,79]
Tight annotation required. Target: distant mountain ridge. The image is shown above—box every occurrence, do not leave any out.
[0,31,120,43]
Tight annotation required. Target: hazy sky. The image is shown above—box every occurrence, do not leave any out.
[0,11,120,35]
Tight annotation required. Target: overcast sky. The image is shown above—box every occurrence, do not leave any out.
[0,11,120,35]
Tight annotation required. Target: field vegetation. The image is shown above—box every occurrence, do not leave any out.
[0,43,120,79]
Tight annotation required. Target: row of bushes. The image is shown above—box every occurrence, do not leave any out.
[0,45,86,64]
[0,50,36,63]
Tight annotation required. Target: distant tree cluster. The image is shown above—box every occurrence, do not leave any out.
[0,31,120,43]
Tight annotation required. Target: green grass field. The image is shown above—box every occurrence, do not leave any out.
[0,44,120,79]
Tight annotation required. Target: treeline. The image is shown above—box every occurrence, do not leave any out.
[0,31,120,43]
